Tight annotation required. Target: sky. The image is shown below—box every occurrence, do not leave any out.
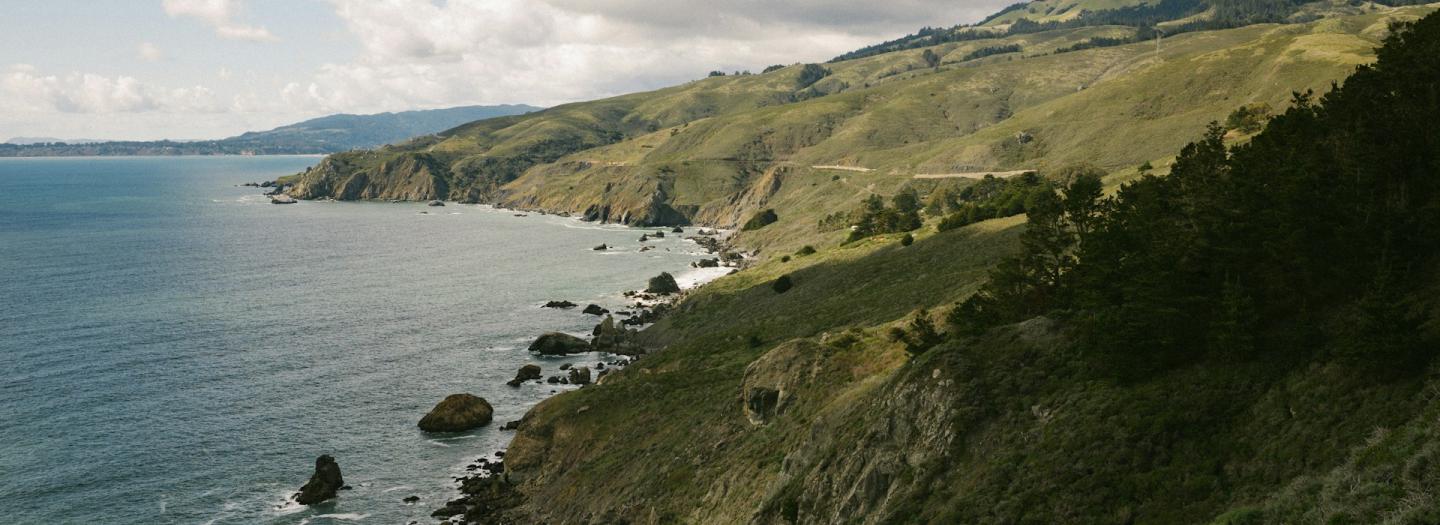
[0,0,1012,141]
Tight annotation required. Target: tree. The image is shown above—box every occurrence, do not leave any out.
[922,48,942,68]
[901,309,943,355]
[796,64,831,89]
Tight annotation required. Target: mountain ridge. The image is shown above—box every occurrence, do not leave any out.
[0,104,540,157]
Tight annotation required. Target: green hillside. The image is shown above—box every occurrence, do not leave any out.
[285,6,1426,260]
[478,9,1440,523]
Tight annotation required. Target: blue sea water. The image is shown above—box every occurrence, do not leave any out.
[0,156,715,524]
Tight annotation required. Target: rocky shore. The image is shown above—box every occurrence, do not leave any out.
[266,193,743,521]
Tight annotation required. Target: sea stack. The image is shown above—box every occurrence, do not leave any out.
[418,394,494,432]
[294,455,345,505]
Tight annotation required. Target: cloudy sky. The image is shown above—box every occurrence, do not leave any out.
[0,0,1010,141]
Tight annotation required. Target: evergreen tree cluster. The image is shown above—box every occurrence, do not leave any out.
[950,13,1440,377]
[846,191,924,242]
[932,171,1060,232]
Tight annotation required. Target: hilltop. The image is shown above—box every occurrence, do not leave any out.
[0,104,539,157]
[284,4,1425,255]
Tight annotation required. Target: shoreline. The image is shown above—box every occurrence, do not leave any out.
[256,189,743,519]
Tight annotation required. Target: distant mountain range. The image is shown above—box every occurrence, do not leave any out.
[0,104,541,157]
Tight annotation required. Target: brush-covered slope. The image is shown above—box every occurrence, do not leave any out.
[284,6,1428,247]
[493,10,1440,524]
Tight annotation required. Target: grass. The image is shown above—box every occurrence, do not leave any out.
[286,6,1434,258]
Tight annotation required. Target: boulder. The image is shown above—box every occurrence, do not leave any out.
[542,300,578,309]
[672,227,684,233]
[528,332,590,355]
[418,394,494,432]
[506,365,542,387]
[640,234,650,242]
[591,315,644,355]
[582,304,608,316]
[427,200,445,207]
[645,272,681,294]
[295,455,345,505]
[568,367,592,385]
[651,231,666,238]
[593,244,608,251]
[270,194,297,205]
[696,258,720,268]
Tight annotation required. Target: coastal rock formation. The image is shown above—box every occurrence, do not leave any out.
[427,200,445,206]
[582,304,608,316]
[270,194,297,204]
[507,364,542,387]
[645,272,681,294]
[418,394,494,432]
[593,244,607,251]
[528,332,590,355]
[294,455,345,505]
[542,300,577,309]
[568,366,592,385]
[590,316,644,355]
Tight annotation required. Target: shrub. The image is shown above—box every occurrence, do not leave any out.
[763,64,785,73]
[795,64,831,89]
[901,233,915,246]
[781,255,792,262]
[797,245,817,256]
[743,209,779,231]
[772,274,794,294]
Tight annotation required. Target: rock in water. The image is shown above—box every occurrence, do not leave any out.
[295,455,345,505]
[593,244,607,251]
[582,304,608,316]
[506,364,542,387]
[427,200,445,207]
[418,394,494,432]
[528,332,590,355]
[270,194,297,204]
[568,366,592,385]
[542,300,578,309]
[645,272,681,294]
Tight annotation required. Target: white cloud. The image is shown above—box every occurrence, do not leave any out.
[137,42,164,62]
[0,65,222,114]
[293,0,1009,115]
[162,0,277,42]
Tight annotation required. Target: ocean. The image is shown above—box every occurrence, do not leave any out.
[0,156,718,524]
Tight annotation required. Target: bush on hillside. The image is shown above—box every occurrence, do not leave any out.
[795,64,831,89]
[742,209,779,231]
[772,274,794,294]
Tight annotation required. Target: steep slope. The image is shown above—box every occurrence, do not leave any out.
[482,9,1440,524]
[285,7,1423,257]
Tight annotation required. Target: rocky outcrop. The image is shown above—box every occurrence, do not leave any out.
[294,455,345,505]
[646,272,681,294]
[582,304,608,316]
[568,366,592,385]
[418,394,494,432]
[590,315,645,355]
[507,364,542,387]
[528,332,590,355]
[270,194,297,204]
[427,199,445,206]
[543,300,577,309]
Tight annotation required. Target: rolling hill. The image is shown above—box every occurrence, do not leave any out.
[281,1,1440,523]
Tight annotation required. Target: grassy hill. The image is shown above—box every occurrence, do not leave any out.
[483,7,1440,523]
[285,6,1427,259]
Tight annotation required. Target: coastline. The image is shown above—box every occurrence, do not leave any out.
[253,191,744,519]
